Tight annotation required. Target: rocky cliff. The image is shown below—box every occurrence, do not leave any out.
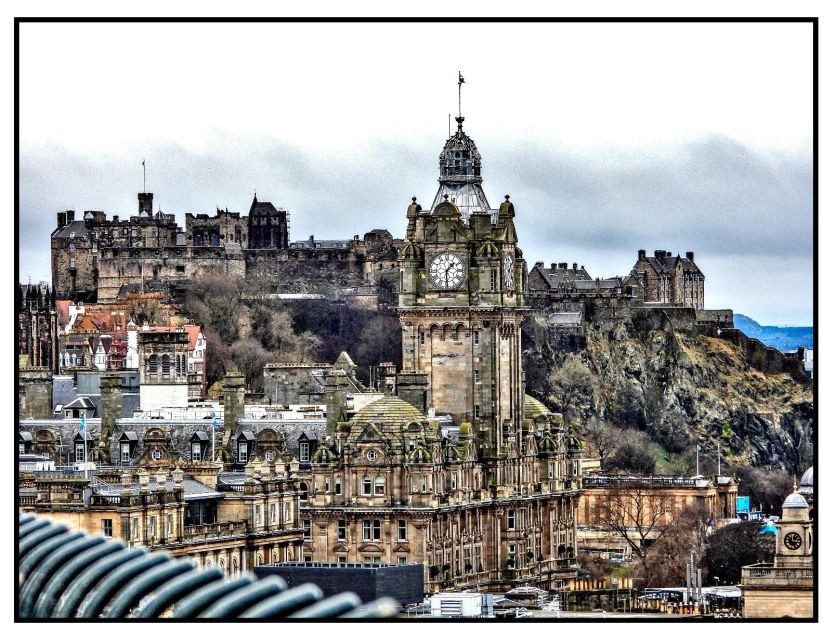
[522,309,813,474]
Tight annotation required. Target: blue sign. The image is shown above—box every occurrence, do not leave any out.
[737,496,751,513]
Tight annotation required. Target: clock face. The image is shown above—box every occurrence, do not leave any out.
[503,254,515,288]
[784,532,802,550]
[429,252,465,289]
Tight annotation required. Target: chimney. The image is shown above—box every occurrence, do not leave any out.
[638,249,646,261]
[113,215,119,223]
[573,262,578,271]
[138,192,153,215]
[686,251,695,261]
[535,261,544,268]
[655,250,663,259]
[395,372,430,415]
[100,373,123,459]
[550,263,557,270]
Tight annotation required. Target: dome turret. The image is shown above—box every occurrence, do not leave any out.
[431,116,493,221]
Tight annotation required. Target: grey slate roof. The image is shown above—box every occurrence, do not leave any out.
[53,220,89,239]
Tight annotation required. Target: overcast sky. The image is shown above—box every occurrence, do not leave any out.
[18,21,813,325]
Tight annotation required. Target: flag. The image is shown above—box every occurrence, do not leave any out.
[211,410,218,430]
[142,159,145,167]
[458,72,465,85]
[80,414,86,431]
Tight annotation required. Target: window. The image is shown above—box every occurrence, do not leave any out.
[421,475,428,493]
[362,519,381,541]
[148,516,157,539]
[362,475,372,496]
[152,449,162,461]
[398,556,408,565]
[191,443,202,461]
[451,474,457,491]
[269,503,276,524]
[374,476,385,496]
[166,514,173,537]
[366,449,378,462]
[362,556,381,565]
[490,269,497,291]
[149,355,158,373]
[299,442,310,462]
[120,443,131,464]
[265,450,274,462]
[397,520,407,541]
[337,556,347,564]
[474,405,481,419]
[474,370,480,383]
[238,442,248,463]
[337,520,347,541]
[324,477,331,492]
[75,443,85,463]
[19,444,24,455]
[161,355,171,376]
[299,482,308,502]
[101,519,113,538]
[335,476,342,495]
[303,519,311,540]
[507,509,516,530]
[255,505,262,526]
[131,518,139,540]
[507,544,516,568]
[304,555,312,563]
[419,331,425,346]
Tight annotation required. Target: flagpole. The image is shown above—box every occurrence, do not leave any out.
[458,71,461,118]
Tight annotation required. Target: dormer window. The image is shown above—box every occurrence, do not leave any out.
[238,442,248,463]
[299,442,310,462]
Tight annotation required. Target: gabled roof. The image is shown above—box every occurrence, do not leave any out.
[119,431,138,442]
[191,431,210,442]
[19,432,33,442]
[64,396,96,410]
[238,430,256,441]
[182,324,203,351]
[53,220,89,239]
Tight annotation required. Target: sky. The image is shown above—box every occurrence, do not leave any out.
[17,21,814,325]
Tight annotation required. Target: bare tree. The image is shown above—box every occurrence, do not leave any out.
[597,481,671,563]
[547,358,596,424]
[582,418,619,467]
[639,502,712,588]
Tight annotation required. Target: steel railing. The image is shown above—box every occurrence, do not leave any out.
[18,512,399,619]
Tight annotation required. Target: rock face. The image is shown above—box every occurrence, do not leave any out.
[522,309,813,474]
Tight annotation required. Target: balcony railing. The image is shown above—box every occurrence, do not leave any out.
[182,520,248,542]
[742,563,814,588]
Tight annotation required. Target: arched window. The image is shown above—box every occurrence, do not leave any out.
[374,475,385,496]
[161,355,171,376]
[361,475,372,496]
[299,482,308,502]
[149,355,158,373]
[334,476,342,495]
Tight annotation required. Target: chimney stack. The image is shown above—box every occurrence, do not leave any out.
[573,262,578,271]
[686,251,695,261]
[638,249,646,260]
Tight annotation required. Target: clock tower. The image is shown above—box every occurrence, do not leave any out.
[775,485,813,568]
[398,114,527,458]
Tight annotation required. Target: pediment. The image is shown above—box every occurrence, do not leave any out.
[357,543,384,553]
[356,423,388,443]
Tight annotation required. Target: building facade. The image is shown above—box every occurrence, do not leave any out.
[632,249,705,310]
[296,114,585,593]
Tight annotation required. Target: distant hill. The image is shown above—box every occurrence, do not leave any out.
[734,314,813,351]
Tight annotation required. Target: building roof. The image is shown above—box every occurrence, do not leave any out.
[547,312,583,326]
[799,466,813,491]
[782,491,809,509]
[641,252,702,276]
[63,396,96,410]
[524,395,551,420]
[53,220,89,239]
[350,396,425,425]
[182,325,203,351]
[119,431,138,442]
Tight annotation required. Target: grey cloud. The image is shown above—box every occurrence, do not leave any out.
[18,133,813,325]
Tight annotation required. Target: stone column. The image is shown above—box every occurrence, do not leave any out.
[98,373,124,463]
[221,372,246,459]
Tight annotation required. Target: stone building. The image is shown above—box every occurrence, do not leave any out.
[138,328,190,410]
[186,207,248,248]
[248,195,289,249]
[631,249,705,310]
[51,193,181,301]
[741,475,814,619]
[18,282,59,372]
[19,458,304,576]
[577,474,738,558]
[293,113,585,593]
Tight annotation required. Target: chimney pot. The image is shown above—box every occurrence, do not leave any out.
[686,251,695,261]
